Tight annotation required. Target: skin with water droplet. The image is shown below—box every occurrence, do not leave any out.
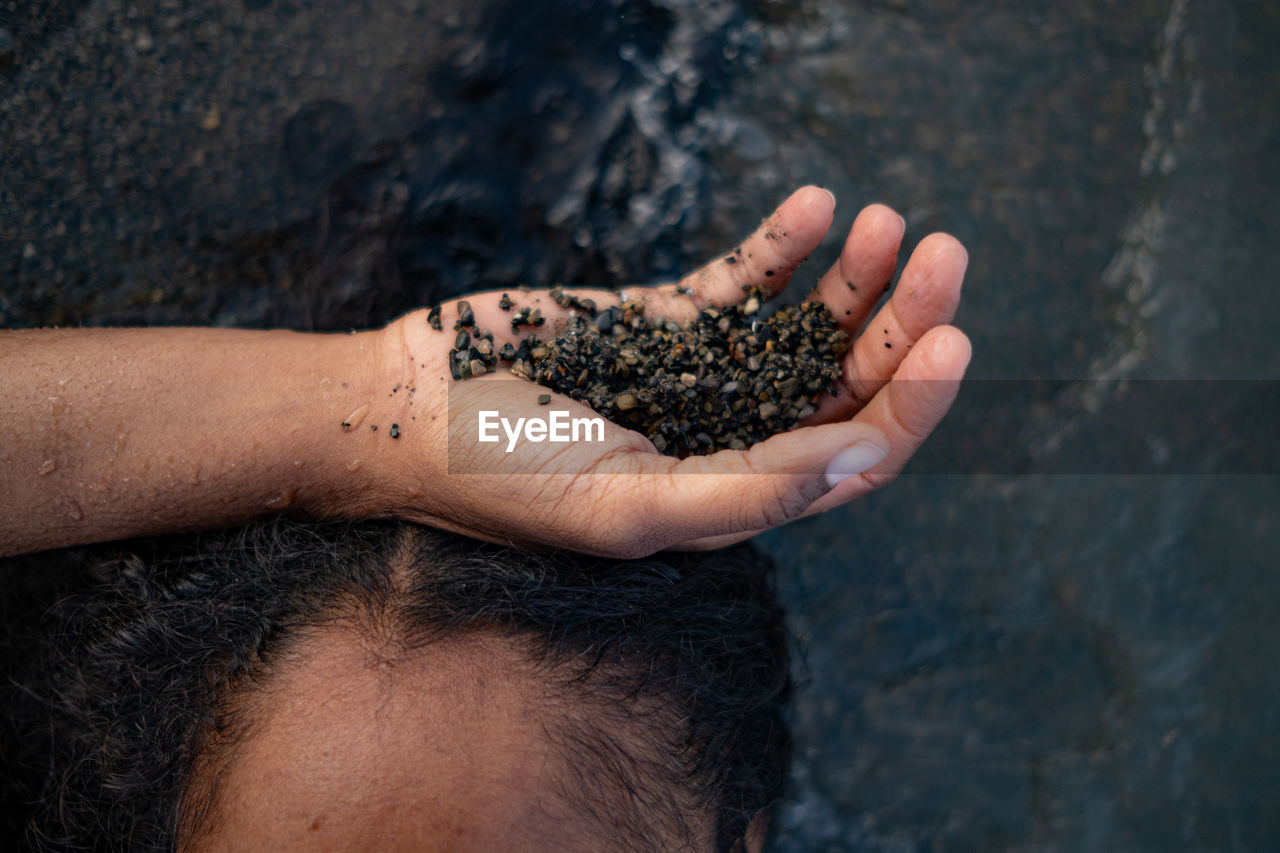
[66,501,83,521]
[265,488,297,510]
[346,459,362,473]
[342,403,370,432]
[38,459,56,476]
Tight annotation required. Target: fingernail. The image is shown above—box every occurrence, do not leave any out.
[897,214,906,232]
[825,441,889,488]
[822,188,837,208]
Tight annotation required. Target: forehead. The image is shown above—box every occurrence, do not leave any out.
[184,630,588,852]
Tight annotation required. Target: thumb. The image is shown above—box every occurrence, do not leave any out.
[624,420,889,550]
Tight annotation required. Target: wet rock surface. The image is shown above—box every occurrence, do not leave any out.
[0,0,746,329]
[2,1,1278,850]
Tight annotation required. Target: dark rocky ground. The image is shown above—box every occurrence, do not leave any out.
[2,1,1277,850]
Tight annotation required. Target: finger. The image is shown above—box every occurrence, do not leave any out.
[419,186,840,343]
[629,186,836,323]
[611,418,890,554]
[810,203,905,335]
[678,325,970,548]
[803,325,970,517]
[810,232,968,422]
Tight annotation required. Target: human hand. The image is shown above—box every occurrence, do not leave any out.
[359,187,968,557]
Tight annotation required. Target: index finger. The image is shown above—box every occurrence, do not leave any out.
[625,185,838,324]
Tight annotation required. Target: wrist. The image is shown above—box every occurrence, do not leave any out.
[305,311,452,525]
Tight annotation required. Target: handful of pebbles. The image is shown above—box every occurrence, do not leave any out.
[448,288,849,458]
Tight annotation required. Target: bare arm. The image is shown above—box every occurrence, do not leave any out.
[1,189,970,559]
[0,326,397,556]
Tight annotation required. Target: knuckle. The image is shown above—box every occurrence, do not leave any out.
[859,469,899,493]
[747,478,814,530]
[883,394,933,444]
[840,371,871,410]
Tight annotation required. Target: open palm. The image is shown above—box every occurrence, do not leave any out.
[388,187,969,557]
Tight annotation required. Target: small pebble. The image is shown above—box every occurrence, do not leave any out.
[456,300,475,326]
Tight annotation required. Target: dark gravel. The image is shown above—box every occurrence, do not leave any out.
[452,290,847,456]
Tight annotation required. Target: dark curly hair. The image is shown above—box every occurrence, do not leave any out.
[0,520,791,852]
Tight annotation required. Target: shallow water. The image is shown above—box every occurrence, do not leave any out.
[2,0,1277,849]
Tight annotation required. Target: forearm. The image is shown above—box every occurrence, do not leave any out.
[0,326,402,556]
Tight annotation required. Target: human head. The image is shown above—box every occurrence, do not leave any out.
[1,520,791,851]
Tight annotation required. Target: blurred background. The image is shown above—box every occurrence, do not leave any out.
[1,0,1277,849]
